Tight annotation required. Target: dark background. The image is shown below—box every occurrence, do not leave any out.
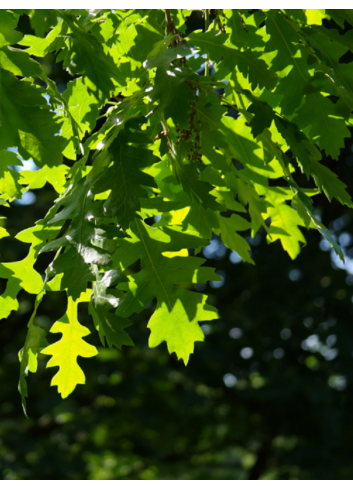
[1,10,353,480]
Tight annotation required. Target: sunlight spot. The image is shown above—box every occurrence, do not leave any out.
[339,232,352,247]
[301,334,320,352]
[229,327,242,339]
[14,191,36,206]
[332,216,347,231]
[240,347,253,359]
[273,348,285,359]
[320,346,338,361]
[201,324,211,335]
[223,373,237,388]
[203,238,221,259]
[280,328,291,340]
[303,317,313,328]
[289,269,302,281]
[319,239,331,251]
[328,375,347,391]
[230,250,242,264]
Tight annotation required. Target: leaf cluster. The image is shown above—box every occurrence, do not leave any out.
[0,9,352,409]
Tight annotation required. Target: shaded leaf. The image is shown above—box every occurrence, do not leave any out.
[90,271,133,349]
[0,70,64,167]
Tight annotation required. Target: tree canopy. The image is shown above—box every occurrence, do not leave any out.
[1,8,353,412]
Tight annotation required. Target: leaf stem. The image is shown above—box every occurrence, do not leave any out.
[205,9,210,76]
[165,9,175,47]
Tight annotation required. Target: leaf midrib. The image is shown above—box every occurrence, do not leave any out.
[135,219,172,310]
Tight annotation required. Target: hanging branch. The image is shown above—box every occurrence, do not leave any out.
[165,9,176,47]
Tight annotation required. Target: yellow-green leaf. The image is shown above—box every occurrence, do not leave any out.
[42,291,97,398]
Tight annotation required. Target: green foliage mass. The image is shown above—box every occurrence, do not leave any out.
[0,8,353,411]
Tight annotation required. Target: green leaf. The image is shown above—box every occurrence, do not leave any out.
[304,9,327,25]
[110,11,163,71]
[294,93,350,159]
[225,9,264,49]
[43,176,116,300]
[0,248,43,296]
[145,41,195,127]
[19,165,69,194]
[0,10,23,48]
[60,77,99,159]
[28,9,59,37]
[247,99,352,206]
[0,150,23,200]
[270,113,321,177]
[91,127,158,229]
[0,70,64,167]
[90,12,119,46]
[0,46,42,77]
[16,219,62,255]
[0,219,60,320]
[50,247,96,301]
[59,10,124,104]
[18,292,48,415]
[151,65,196,128]
[264,12,313,114]
[188,30,277,90]
[327,9,353,28]
[180,200,219,240]
[90,271,134,349]
[218,214,254,264]
[113,219,218,320]
[18,20,66,56]
[310,160,353,207]
[248,100,274,138]
[0,278,21,320]
[301,26,353,108]
[168,164,221,211]
[0,226,9,240]
[148,289,218,365]
[42,291,98,398]
[266,203,307,259]
[44,179,112,267]
[0,248,43,320]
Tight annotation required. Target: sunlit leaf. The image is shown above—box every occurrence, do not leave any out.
[42,291,97,398]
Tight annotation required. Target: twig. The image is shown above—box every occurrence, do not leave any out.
[205,9,210,76]
[165,9,175,47]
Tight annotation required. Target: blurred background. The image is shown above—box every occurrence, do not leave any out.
[1,10,353,480]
